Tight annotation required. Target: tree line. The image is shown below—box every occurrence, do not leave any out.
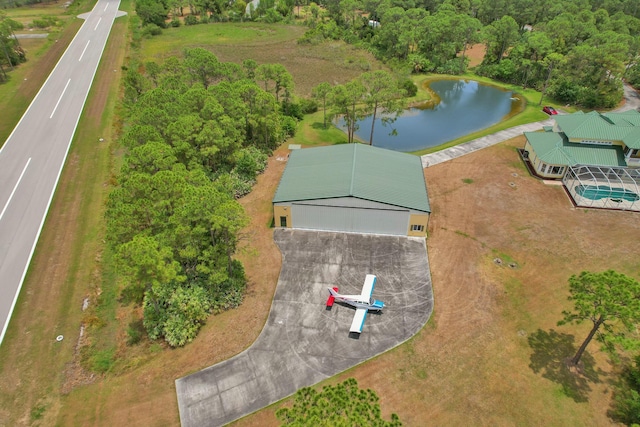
[0,11,25,82]
[312,70,414,144]
[134,0,298,28]
[109,48,296,347]
[300,0,640,108]
[130,0,640,109]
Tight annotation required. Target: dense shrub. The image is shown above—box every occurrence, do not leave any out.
[135,0,168,27]
[126,319,145,345]
[549,78,580,105]
[234,146,268,181]
[399,78,417,97]
[408,53,434,74]
[31,15,58,28]
[143,282,212,347]
[610,354,640,425]
[141,24,162,37]
[276,378,402,426]
[627,65,640,88]
[476,59,518,83]
[281,115,297,137]
[281,101,304,119]
[436,58,467,75]
[298,98,318,114]
[184,14,198,25]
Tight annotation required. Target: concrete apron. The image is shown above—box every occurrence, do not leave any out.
[176,229,434,426]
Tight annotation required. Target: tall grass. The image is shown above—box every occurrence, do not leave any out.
[141,22,299,59]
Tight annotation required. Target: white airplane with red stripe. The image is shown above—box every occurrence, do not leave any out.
[326,274,385,334]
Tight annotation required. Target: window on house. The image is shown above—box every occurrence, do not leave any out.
[411,224,424,232]
[550,166,564,175]
[539,163,548,173]
[280,216,287,227]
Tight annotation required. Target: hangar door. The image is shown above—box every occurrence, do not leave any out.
[291,204,409,235]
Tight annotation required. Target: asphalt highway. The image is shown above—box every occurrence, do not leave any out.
[0,0,124,346]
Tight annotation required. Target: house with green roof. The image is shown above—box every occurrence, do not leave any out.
[523,110,640,179]
[272,144,431,236]
[523,110,640,212]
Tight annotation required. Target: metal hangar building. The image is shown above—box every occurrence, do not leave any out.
[272,144,430,237]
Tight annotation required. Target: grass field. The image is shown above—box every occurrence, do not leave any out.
[6,1,72,27]
[140,22,384,96]
[0,16,638,427]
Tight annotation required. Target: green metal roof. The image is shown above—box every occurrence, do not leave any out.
[555,110,640,149]
[525,131,627,167]
[273,144,431,213]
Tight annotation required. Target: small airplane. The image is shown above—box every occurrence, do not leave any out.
[326,274,385,334]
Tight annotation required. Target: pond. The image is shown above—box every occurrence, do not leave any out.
[341,79,523,152]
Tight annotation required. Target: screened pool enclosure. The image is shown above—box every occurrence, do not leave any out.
[563,165,640,212]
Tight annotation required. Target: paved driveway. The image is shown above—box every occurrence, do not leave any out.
[176,229,434,426]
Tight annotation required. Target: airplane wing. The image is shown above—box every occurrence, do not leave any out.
[360,274,377,299]
[349,308,368,334]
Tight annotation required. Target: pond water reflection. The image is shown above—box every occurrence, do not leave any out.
[343,79,521,152]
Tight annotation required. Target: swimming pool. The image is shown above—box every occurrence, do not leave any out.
[575,185,640,202]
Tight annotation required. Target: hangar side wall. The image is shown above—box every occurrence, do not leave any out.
[274,197,429,236]
[291,203,409,235]
[407,213,429,237]
[273,205,291,228]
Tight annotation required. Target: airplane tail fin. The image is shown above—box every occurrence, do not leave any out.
[327,287,339,297]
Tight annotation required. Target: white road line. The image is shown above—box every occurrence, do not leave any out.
[104,3,108,11]
[94,17,102,31]
[50,78,71,119]
[0,158,31,222]
[0,0,97,157]
[79,40,90,62]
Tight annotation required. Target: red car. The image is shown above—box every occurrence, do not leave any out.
[543,106,558,115]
